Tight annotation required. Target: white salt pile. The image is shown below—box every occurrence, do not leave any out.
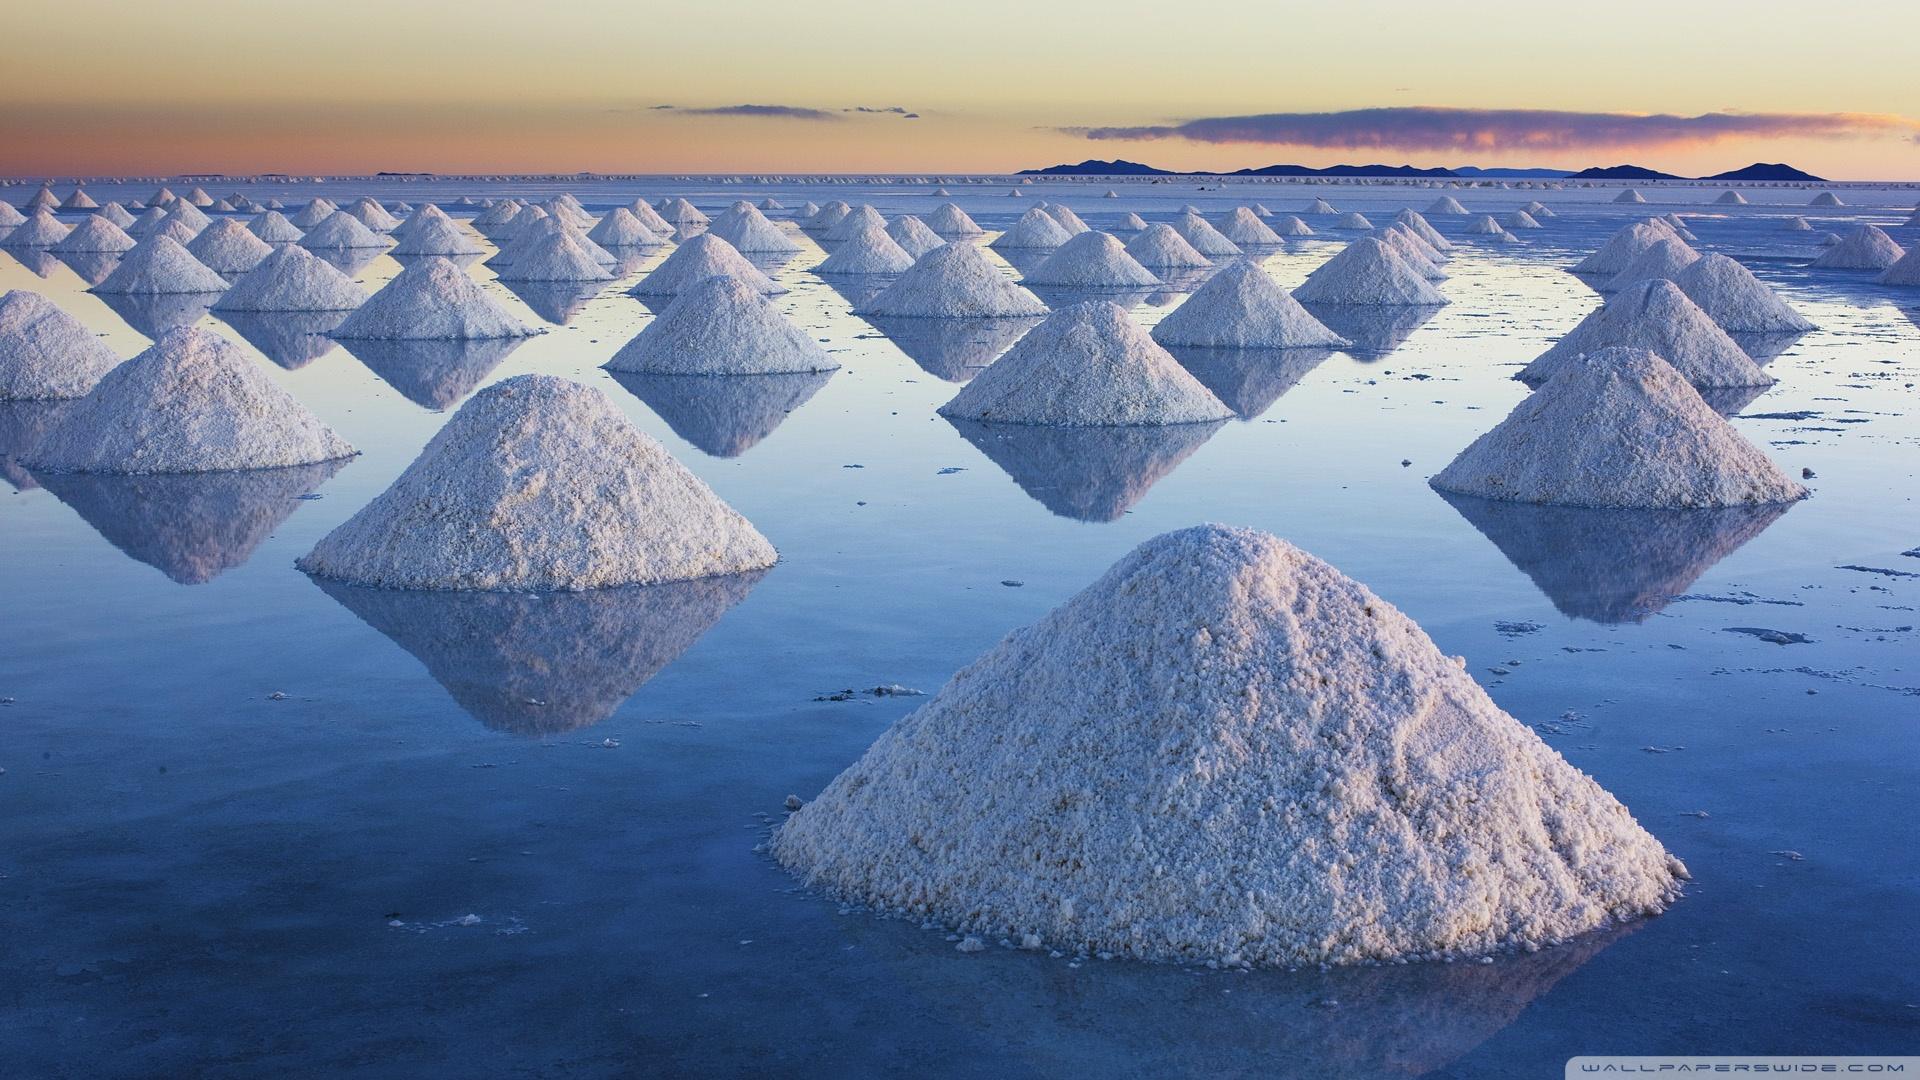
[774,523,1688,966]
[472,199,524,236]
[1116,211,1148,231]
[332,257,535,339]
[1426,196,1470,215]
[1810,225,1904,270]
[495,216,617,268]
[886,215,946,259]
[1521,279,1768,388]
[1501,211,1542,230]
[62,188,98,211]
[1377,226,1449,280]
[1393,210,1452,251]
[1124,224,1212,269]
[348,197,401,232]
[805,201,851,231]
[797,201,821,217]
[938,302,1228,426]
[1600,237,1700,293]
[5,210,71,247]
[1271,214,1313,237]
[1172,212,1243,256]
[1150,260,1348,349]
[1022,231,1160,288]
[1041,204,1091,236]
[390,213,483,256]
[51,215,135,255]
[248,211,304,244]
[1659,214,1697,242]
[630,234,782,297]
[991,206,1073,250]
[1809,191,1844,207]
[1436,346,1806,508]
[184,187,214,208]
[296,374,775,589]
[150,216,201,249]
[0,290,122,399]
[659,198,710,227]
[1781,216,1812,232]
[605,274,837,375]
[1673,254,1815,333]
[927,202,983,236]
[213,244,369,312]
[1292,237,1448,306]
[825,205,888,242]
[187,219,275,276]
[1465,215,1504,235]
[708,204,801,253]
[492,230,614,283]
[1307,197,1338,215]
[24,186,58,212]
[1614,189,1648,204]
[1715,191,1748,206]
[392,203,448,240]
[99,202,137,229]
[1878,246,1920,286]
[817,221,916,275]
[1334,211,1374,230]
[24,326,354,473]
[1215,206,1283,246]
[1572,220,1675,275]
[587,207,661,247]
[93,236,229,294]
[0,203,25,228]
[541,198,595,231]
[854,242,1048,318]
[299,211,390,250]
[760,197,783,211]
[163,202,211,235]
[628,200,675,235]
[126,206,169,239]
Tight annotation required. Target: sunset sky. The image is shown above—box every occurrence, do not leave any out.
[5,0,1920,179]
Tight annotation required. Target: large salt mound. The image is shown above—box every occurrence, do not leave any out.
[587,207,661,247]
[0,290,123,400]
[605,274,837,375]
[149,216,202,248]
[390,213,483,256]
[1150,260,1348,349]
[805,201,851,231]
[1115,211,1148,231]
[886,215,945,259]
[1572,221,1674,275]
[494,216,616,269]
[1220,209,1283,243]
[300,210,390,250]
[93,235,230,294]
[659,198,710,227]
[0,202,25,228]
[126,206,170,239]
[817,221,915,275]
[1124,224,1211,269]
[1810,225,1903,270]
[215,244,368,313]
[991,206,1073,249]
[332,257,534,339]
[1601,237,1699,292]
[25,327,353,474]
[1426,196,1470,215]
[51,215,135,255]
[1174,212,1243,256]
[937,302,1229,426]
[825,205,887,242]
[162,201,211,235]
[1673,254,1814,333]
[296,374,776,589]
[1393,210,1452,252]
[63,188,98,211]
[1041,204,1091,236]
[854,242,1047,318]
[347,197,401,232]
[187,219,275,276]
[1292,238,1448,306]
[5,210,71,248]
[774,523,1687,966]
[248,211,304,244]
[1522,280,1767,388]
[1879,246,1920,286]
[927,202,983,236]
[709,204,801,253]
[630,233,782,297]
[1436,347,1804,508]
[624,200,674,236]
[1377,225,1449,280]
[494,230,615,282]
[1022,231,1160,287]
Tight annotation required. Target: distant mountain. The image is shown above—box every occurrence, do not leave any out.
[1566,164,1683,180]
[1451,166,1573,179]
[1019,159,1177,176]
[1018,159,1460,178]
[1703,162,1827,182]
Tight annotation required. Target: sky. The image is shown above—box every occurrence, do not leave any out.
[4,0,1920,180]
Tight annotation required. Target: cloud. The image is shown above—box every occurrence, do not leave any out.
[1067,107,1920,152]
[647,103,921,121]
[846,106,920,118]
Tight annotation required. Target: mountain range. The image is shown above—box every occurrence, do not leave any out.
[1018,159,1829,182]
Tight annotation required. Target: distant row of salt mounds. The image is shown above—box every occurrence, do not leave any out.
[606,275,838,375]
[0,290,122,400]
[774,523,1687,967]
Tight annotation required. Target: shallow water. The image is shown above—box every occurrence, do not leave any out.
[2,177,1917,1078]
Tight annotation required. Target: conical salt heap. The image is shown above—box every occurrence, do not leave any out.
[5,210,71,248]
[1672,254,1814,333]
[1810,225,1903,270]
[26,186,59,212]
[1307,197,1338,215]
[1124,223,1211,269]
[299,210,390,250]
[854,242,1047,318]
[1426,196,1469,215]
[1437,346,1804,508]
[162,201,211,235]
[1041,204,1091,236]
[390,213,482,256]
[1465,215,1504,235]
[586,207,661,247]
[1116,211,1148,231]
[1213,206,1283,246]
[760,197,783,211]
[1022,231,1160,287]
[214,244,369,312]
[1271,214,1313,237]
[1501,211,1542,230]
[1292,237,1449,306]
[1809,191,1844,207]
[494,230,615,282]
[296,374,776,590]
[1151,260,1348,349]
[391,203,447,241]
[1572,220,1675,275]
[98,202,137,229]
[630,233,781,297]
[494,215,615,268]
[125,205,169,239]
[187,218,275,276]
[1377,225,1449,280]
[0,202,26,228]
[708,204,801,253]
[1522,280,1768,388]
[1781,216,1812,232]
[820,204,884,243]
[886,215,945,259]
[347,197,401,232]
[606,274,837,375]
[24,326,353,474]
[93,235,230,294]
[991,206,1073,250]
[1172,212,1242,256]
[1393,210,1452,252]
[184,187,214,208]
[805,201,851,231]
[1601,237,1699,292]
[51,215,135,255]
[938,302,1229,426]
[1878,246,1920,286]
[1614,189,1647,204]
[471,199,524,237]
[1334,211,1374,230]
[817,221,915,275]
[149,215,201,248]
[248,210,304,244]
[927,202,983,236]
[333,257,535,339]
[774,523,1688,966]
[658,198,710,227]
[0,290,122,400]
[1714,191,1748,206]
[625,200,674,235]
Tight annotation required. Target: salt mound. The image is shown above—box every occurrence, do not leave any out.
[472,199,523,235]
[586,207,661,247]
[347,197,401,232]
[392,204,448,240]
[1377,226,1448,280]
[1878,246,1920,286]
[150,216,201,248]
[0,202,25,229]
[494,216,616,268]
[1521,280,1768,388]
[296,374,776,589]
[1572,221,1673,275]
[1781,216,1812,232]
[1810,225,1903,270]
[213,244,369,312]
[1334,211,1373,230]
[760,197,783,211]
[991,206,1073,249]
[855,242,1048,318]
[630,234,782,297]
[98,203,136,229]
[1714,191,1748,206]
[816,221,915,275]
[927,202,983,236]
[0,290,122,399]
[659,198,710,227]
[1426,196,1469,215]
[805,201,851,230]
[1150,260,1348,349]
[5,210,71,247]
[1272,214,1313,237]
[391,214,482,256]
[797,201,820,217]
[1809,192,1844,207]
[1040,205,1090,236]
[299,211,390,250]
[93,235,230,294]
[774,523,1687,966]
[25,327,353,473]
[333,257,535,339]
[1023,231,1160,287]
[248,211,304,244]
[938,302,1228,426]
[1501,211,1542,230]
[187,219,275,276]
[886,215,945,259]
[1307,197,1338,215]
[1614,189,1647,204]
[1673,254,1814,333]
[494,230,615,282]
[51,215,135,255]
[1465,215,1504,235]
[709,205,800,253]
[1600,237,1699,292]
[1214,207,1282,246]
[126,206,169,238]
[1393,210,1452,251]
[626,200,674,235]
[1116,211,1148,231]
[1437,346,1804,508]
[184,187,214,208]
[1124,223,1211,269]
[63,188,98,210]
[1292,238,1448,306]
[161,202,211,235]
[606,274,837,375]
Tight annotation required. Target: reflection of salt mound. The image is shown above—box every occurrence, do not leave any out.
[586,207,661,248]
[494,278,602,325]
[1521,280,1768,389]
[865,315,1039,381]
[1125,223,1211,269]
[248,211,304,244]
[991,206,1072,249]
[336,336,525,410]
[27,327,354,473]
[1304,303,1440,357]
[947,417,1219,520]
[1601,237,1699,292]
[609,368,833,457]
[1163,345,1335,419]
[51,215,135,255]
[776,524,1687,966]
[299,211,390,251]
[855,242,1047,318]
[299,375,777,589]
[886,215,944,258]
[186,219,274,276]
[630,234,781,297]
[95,291,218,338]
[1174,212,1242,256]
[1441,492,1793,624]
[1571,220,1673,275]
[817,222,915,275]
[36,460,346,584]
[939,302,1230,426]
[1810,225,1903,270]
[55,249,120,287]
[607,275,836,375]
[313,570,762,735]
[1023,231,1159,287]
[0,399,73,489]
[333,257,535,339]
[0,290,122,399]
[1293,238,1448,305]
[93,236,230,294]
[1439,347,1805,508]
[708,204,801,253]
[926,202,981,236]
[1674,254,1815,333]
[1151,260,1347,349]
[216,309,350,369]
[215,243,368,312]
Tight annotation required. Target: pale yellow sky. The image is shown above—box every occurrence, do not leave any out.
[4,0,1919,178]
